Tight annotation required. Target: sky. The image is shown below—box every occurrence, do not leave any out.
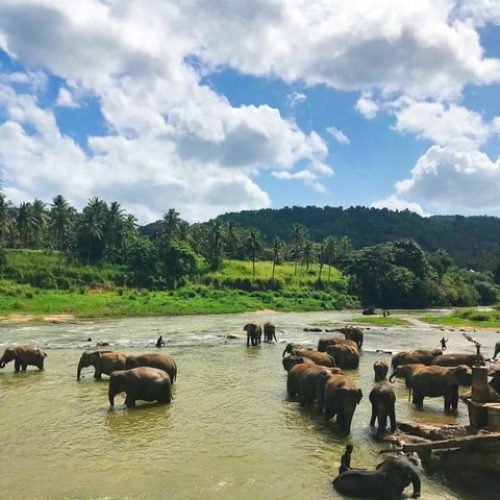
[0,0,499,223]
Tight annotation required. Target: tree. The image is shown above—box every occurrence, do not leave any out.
[76,197,108,262]
[206,221,225,270]
[324,236,337,281]
[271,237,283,279]
[291,223,308,275]
[246,228,262,278]
[162,208,181,240]
[31,199,49,248]
[301,239,316,271]
[126,237,159,287]
[49,195,74,251]
[158,238,200,289]
[16,202,34,248]
[0,192,14,245]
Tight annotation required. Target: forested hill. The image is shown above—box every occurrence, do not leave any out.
[210,206,500,271]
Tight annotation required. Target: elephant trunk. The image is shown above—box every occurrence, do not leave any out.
[409,468,421,498]
[77,362,83,380]
[389,372,396,383]
[282,348,288,358]
[340,404,356,435]
[0,357,5,368]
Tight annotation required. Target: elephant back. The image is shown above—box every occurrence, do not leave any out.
[126,353,177,382]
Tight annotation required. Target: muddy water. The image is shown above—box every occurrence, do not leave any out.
[0,310,498,499]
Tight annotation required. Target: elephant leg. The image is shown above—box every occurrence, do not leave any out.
[412,390,424,407]
[369,404,377,427]
[451,389,459,411]
[14,360,21,372]
[125,396,136,408]
[22,363,28,372]
[247,334,250,347]
[389,406,397,433]
[325,401,337,421]
[377,410,388,436]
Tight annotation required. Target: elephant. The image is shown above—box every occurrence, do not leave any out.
[326,343,360,369]
[287,363,341,397]
[494,342,500,360]
[323,373,362,435]
[333,445,421,499]
[298,366,343,408]
[77,350,127,380]
[369,381,397,436]
[339,325,364,350]
[244,323,262,347]
[263,321,277,342]
[432,352,484,367]
[282,354,315,372]
[282,343,336,367]
[374,359,389,382]
[391,349,442,372]
[0,345,47,372]
[362,306,376,315]
[389,363,426,401]
[108,367,172,408]
[125,353,177,383]
[410,365,472,411]
[317,337,358,352]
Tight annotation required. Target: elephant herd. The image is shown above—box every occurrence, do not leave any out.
[0,344,177,408]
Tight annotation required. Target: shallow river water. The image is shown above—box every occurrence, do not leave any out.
[1,310,499,499]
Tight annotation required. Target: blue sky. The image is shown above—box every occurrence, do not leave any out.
[0,1,499,222]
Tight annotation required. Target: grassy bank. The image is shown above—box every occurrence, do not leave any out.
[421,307,500,328]
[350,316,410,326]
[0,253,357,320]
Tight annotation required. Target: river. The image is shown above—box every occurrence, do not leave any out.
[1,310,498,499]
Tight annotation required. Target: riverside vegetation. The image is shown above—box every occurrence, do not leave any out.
[0,192,499,323]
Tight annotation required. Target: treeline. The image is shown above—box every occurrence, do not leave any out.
[0,191,498,308]
[202,205,500,272]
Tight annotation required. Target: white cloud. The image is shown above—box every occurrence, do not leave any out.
[371,195,426,216]
[327,126,350,145]
[395,145,500,213]
[453,0,500,26]
[392,99,492,149]
[56,87,79,108]
[356,93,379,119]
[287,91,306,108]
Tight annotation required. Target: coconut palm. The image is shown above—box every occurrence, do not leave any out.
[0,192,14,244]
[291,223,308,275]
[16,202,35,248]
[49,195,74,251]
[206,221,225,270]
[246,228,262,278]
[301,239,316,271]
[31,199,49,248]
[162,208,181,240]
[271,237,283,279]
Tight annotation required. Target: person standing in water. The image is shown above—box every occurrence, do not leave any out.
[156,335,165,348]
[440,337,448,350]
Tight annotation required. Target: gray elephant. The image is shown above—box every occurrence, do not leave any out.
[391,348,442,372]
[0,345,47,372]
[389,363,426,401]
[326,343,360,369]
[263,321,277,342]
[410,365,471,411]
[323,373,362,435]
[432,352,484,367]
[369,381,397,436]
[125,353,177,383]
[333,445,421,499]
[244,323,262,347]
[339,326,364,350]
[108,367,172,408]
[298,366,343,408]
[76,350,127,380]
[283,343,336,367]
[282,354,315,372]
[373,359,389,382]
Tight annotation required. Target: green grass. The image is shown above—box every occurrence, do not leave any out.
[350,316,410,326]
[421,307,500,328]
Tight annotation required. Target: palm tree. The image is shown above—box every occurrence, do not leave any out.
[162,208,181,240]
[291,223,308,275]
[324,236,337,281]
[271,237,283,279]
[78,197,107,262]
[0,192,14,244]
[301,239,316,271]
[16,202,35,248]
[207,221,225,270]
[246,228,262,278]
[317,241,326,281]
[31,199,49,248]
[49,195,73,251]
[224,221,240,260]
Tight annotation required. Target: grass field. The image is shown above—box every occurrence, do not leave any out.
[350,316,410,326]
[421,307,500,328]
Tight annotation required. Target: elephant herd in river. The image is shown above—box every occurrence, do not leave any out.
[2,328,500,498]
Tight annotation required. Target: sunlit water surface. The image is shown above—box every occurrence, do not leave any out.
[1,310,499,499]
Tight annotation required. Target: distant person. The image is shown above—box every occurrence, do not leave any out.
[440,337,448,350]
[156,335,165,348]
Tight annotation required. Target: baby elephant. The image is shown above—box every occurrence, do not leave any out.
[108,367,172,408]
[0,345,47,372]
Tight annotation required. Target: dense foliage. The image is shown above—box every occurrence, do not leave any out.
[0,190,498,309]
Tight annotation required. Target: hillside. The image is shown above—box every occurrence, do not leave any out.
[199,206,500,271]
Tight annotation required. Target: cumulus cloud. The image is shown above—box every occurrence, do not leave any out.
[395,145,500,213]
[356,93,379,119]
[327,126,350,145]
[371,195,426,216]
[392,99,493,149]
